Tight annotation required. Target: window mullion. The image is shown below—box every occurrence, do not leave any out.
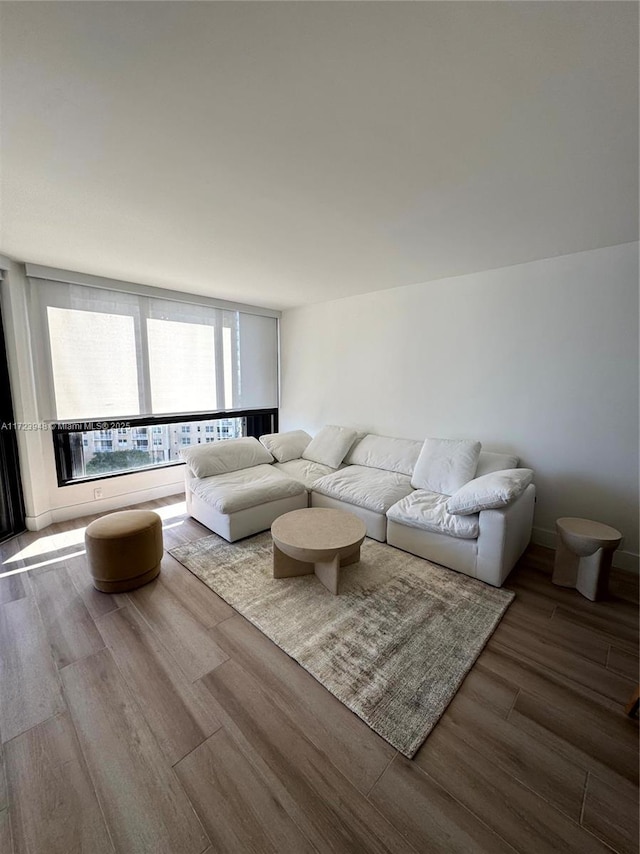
[230,312,241,409]
[213,310,225,412]
[137,296,152,417]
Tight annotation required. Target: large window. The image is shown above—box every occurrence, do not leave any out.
[26,267,280,484]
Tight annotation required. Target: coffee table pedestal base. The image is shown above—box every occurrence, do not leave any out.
[273,542,362,595]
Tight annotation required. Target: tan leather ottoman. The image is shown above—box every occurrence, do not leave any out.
[85,509,163,593]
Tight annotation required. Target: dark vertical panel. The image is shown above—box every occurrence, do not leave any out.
[0,296,25,542]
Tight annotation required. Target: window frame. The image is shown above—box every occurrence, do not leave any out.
[52,407,278,487]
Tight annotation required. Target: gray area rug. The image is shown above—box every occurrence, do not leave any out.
[170,532,514,757]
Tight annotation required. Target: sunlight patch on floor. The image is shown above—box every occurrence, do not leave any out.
[2,528,87,565]
[1,499,188,574]
[2,501,187,566]
[0,550,87,577]
[156,500,187,519]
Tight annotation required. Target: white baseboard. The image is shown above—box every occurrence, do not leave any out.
[24,510,54,532]
[25,483,185,531]
[532,526,639,574]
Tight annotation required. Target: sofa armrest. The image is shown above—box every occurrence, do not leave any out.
[475,483,535,586]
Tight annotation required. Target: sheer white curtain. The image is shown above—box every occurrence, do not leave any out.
[27,272,279,423]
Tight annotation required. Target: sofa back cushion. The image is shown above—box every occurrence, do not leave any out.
[259,429,312,463]
[302,425,358,468]
[411,437,481,495]
[475,451,519,477]
[344,434,423,476]
[180,436,273,478]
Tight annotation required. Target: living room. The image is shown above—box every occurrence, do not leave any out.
[0,2,638,853]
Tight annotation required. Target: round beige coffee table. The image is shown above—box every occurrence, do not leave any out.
[271,508,366,595]
[553,517,622,601]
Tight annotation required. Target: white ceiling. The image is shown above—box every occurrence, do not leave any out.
[0,2,637,310]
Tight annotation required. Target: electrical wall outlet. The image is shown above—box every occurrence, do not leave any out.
[94,487,103,500]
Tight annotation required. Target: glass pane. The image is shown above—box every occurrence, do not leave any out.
[71,418,245,478]
[236,313,278,409]
[47,307,140,421]
[147,318,217,414]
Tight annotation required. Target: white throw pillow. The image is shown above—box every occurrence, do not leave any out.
[446,468,534,516]
[259,429,312,463]
[410,437,481,495]
[180,437,273,478]
[302,425,358,468]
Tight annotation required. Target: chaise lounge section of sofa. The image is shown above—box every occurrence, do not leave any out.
[182,437,308,543]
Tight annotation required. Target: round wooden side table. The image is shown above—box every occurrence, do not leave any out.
[271,507,366,595]
[552,517,622,601]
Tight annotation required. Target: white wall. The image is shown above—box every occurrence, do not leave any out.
[280,243,639,570]
[0,259,185,530]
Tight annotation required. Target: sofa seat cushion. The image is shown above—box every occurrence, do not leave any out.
[190,465,306,514]
[272,459,337,490]
[387,490,480,539]
[312,465,414,514]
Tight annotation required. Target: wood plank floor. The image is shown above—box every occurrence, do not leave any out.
[0,496,637,853]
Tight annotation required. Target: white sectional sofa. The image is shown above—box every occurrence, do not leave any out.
[181,426,535,587]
